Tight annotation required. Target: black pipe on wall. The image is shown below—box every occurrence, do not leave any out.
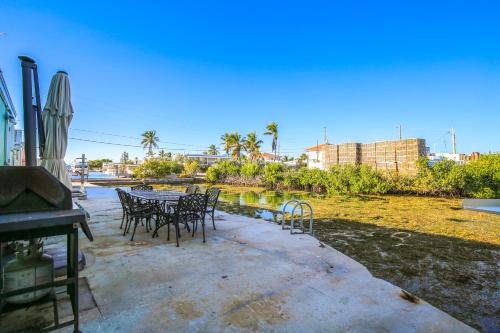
[18,56,37,166]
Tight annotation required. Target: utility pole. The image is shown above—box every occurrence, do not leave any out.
[316,139,319,161]
[277,141,280,161]
[74,153,87,199]
[323,127,329,143]
[80,154,86,194]
[451,128,456,154]
[397,124,402,140]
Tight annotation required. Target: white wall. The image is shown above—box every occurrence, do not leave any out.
[306,150,325,170]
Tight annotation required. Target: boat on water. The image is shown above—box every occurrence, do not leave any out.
[71,159,89,176]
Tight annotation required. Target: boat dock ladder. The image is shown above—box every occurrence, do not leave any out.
[278,199,314,235]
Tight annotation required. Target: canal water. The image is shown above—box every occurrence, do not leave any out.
[71,171,117,180]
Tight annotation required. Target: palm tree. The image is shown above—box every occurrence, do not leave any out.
[158,149,167,160]
[207,144,219,155]
[120,151,130,164]
[297,153,308,167]
[141,130,159,156]
[229,132,245,160]
[220,133,232,155]
[264,122,278,160]
[243,132,263,162]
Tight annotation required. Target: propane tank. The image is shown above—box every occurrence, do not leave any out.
[2,240,54,304]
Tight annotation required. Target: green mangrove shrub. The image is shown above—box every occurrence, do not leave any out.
[262,162,285,187]
[181,160,201,177]
[240,162,262,178]
[204,154,500,198]
[133,159,182,178]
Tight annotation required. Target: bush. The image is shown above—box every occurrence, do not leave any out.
[241,163,261,178]
[203,154,500,198]
[181,160,200,177]
[132,159,182,178]
[206,166,220,183]
[463,154,500,198]
[205,160,240,183]
[262,162,285,187]
[217,160,241,176]
[88,158,112,169]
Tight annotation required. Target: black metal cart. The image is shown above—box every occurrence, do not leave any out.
[0,166,93,332]
[0,210,92,332]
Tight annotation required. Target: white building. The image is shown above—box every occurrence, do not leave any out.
[184,154,231,166]
[427,152,466,165]
[305,143,330,170]
[0,67,22,166]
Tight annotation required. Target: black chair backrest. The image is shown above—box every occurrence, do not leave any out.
[115,188,126,207]
[176,193,208,218]
[131,184,153,191]
[124,191,145,214]
[185,185,199,194]
[206,188,221,209]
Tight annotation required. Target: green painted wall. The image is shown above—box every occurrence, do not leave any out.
[0,99,7,165]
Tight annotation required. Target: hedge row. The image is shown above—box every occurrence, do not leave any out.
[205,154,500,198]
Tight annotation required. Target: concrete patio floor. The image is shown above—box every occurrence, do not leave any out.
[5,187,476,332]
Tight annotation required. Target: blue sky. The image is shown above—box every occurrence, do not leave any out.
[1,0,499,162]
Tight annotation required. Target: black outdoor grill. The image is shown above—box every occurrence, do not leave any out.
[0,56,93,333]
[0,166,92,332]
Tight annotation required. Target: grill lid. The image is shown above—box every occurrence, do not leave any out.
[0,166,72,215]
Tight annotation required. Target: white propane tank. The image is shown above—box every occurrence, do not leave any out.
[2,241,54,304]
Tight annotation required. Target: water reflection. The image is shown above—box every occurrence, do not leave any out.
[218,189,313,214]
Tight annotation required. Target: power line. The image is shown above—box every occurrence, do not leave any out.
[71,128,304,154]
[69,137,206,151]
[71,128,209,148]
[69,137,303,155]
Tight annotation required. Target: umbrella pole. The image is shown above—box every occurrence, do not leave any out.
[33,67,46,159]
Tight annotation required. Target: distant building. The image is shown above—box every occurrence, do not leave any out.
[427,152,480,165]
[184,154,231,166]
[428,152,464,165]
[467,152,481,161]
[102,162,140,177]
[259,152,276,163]
[10,129,24,166]
[305,143,331,169]
[0,67,21,166]
[305,138,427,174]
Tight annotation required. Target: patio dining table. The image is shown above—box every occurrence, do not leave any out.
[128,190,189,239]
[128,190,187,204]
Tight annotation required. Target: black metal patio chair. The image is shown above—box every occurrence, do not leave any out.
[123,192,155,241]
[115,188,128,229]
[131,184,153,191]
[185,193,209,242]
[153,193,208,246]
[185,184,199,194]
[205,187,220,230]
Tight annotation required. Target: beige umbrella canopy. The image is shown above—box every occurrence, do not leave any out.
[41,71,74,189]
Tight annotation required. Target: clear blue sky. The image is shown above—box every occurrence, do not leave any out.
[1,0,499,162]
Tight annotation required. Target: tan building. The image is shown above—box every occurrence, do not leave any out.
[305,138,427,174]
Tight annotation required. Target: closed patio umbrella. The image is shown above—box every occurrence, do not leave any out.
[41,71,73,189]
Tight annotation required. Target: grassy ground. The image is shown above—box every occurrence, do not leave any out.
[155,183,499,332]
